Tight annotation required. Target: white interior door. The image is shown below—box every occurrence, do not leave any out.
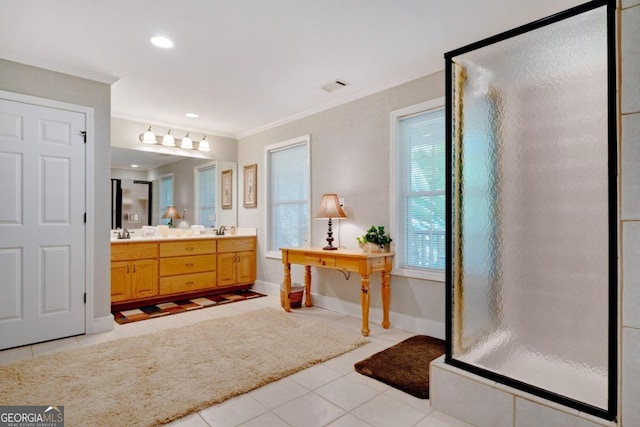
[0,97,86,350]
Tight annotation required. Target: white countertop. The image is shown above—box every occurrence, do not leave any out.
[110,227,256,243]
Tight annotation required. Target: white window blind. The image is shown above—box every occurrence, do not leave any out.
[267,138,310,253]
[159,174,174,225]
[196,165,216,226]
[398,107,446,271]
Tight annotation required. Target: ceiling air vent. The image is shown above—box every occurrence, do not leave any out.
[320,79,350,92]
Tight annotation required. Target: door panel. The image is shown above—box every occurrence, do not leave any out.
[40,246,71,314]
[132,259,158,299]
[41,157,71,223]
[0,248,21,321]
[0,97,86,350]
[0,153,21,224]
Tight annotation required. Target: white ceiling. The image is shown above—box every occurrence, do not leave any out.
[0,0,583,139]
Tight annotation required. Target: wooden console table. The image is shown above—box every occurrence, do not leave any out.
[280,247,394,336]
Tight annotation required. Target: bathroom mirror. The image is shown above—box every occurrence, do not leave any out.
[110,178,152,229]
[110,147,238,229]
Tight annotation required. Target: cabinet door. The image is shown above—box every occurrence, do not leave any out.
[217,252,237,287]
[131,259,158,299]
[236,251,255,285]
[111,261,130,302]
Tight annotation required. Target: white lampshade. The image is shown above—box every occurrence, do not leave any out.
[198,136,210,151]
[181,133,193,150]
[162,130,175,147]
[142,126,156,144]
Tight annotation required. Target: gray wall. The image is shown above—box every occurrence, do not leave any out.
[238,70,446,335]
[0,58,112,322]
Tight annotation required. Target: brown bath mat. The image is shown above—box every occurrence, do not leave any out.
[354,335,445,399]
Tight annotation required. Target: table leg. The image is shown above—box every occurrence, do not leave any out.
[360,274,371,336]
[283,262,291,312]
[304,265,313,307]
[381,270,391,329]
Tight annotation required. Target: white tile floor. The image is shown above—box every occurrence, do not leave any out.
[0,295,471,427]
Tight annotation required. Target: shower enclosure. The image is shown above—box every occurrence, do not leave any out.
[444,0,616,420]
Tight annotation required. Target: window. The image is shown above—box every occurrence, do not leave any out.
[158,173,174,225]
[265,135,310,257]
[391,98,445,281]
[194,162,216,226]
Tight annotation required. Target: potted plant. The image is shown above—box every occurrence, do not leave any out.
[356,226,392,253]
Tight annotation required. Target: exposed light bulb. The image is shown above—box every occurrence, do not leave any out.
[162,130,175,147]
[198,136,210,152]
[181,133,193,150]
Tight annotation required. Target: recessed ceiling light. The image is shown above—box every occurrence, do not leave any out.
[150,36,174,48]
[185,112,199,118]
[131,164,139,168]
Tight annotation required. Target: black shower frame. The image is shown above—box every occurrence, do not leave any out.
[444,0,617,421]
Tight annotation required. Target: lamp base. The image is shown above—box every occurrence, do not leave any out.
[322,245,338,251]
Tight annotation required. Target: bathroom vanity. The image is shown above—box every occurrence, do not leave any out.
[110,234,256,310]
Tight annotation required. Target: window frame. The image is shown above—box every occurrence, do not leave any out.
[390,97,446,282]
[158,173,174,226]
[264,134,311,259]
[194,161,217,227]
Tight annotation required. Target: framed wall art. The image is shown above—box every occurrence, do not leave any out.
[243,164,257,208]
[221,169,233,209]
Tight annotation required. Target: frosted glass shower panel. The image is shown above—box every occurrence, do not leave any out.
[450,5,610,411]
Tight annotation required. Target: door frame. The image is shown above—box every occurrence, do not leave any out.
[0,89,96,335]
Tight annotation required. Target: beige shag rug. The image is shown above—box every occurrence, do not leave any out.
[0,308,369,426]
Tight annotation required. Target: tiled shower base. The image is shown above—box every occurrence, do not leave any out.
[429,356,617,427]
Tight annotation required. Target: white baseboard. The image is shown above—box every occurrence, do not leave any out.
[86,314,114,334]
[252,280,445,339]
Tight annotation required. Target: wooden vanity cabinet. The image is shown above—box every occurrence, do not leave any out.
[217,237,256,287]
[110,243,159,303]
[159,240,217,295]
[111,236,256,308]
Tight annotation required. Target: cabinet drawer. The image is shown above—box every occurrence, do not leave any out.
[288,252,336,267]
[160,254,216,277]
[159,271,216,295]
[335,257,360,271]
[111,243,158,261]
[369,257,387,270]
[160,240,216,257]
[217,238,255,253]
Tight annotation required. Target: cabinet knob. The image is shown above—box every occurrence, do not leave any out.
[185,281,194,286]
[185,263,194,267]
[185,247,194,251]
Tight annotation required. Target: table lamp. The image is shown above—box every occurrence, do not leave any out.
[315,194,347,250]
[161,205,182,227]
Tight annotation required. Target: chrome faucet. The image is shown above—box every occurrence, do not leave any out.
[117,228,131,239]
[216,225,227,236]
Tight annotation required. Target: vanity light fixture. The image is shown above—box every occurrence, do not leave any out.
[199,136,210,152]
[185,112,199,118]
[142,126,156,144]
[138,127,211,151]
[162,130,175,147]
[181,132,193,150]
